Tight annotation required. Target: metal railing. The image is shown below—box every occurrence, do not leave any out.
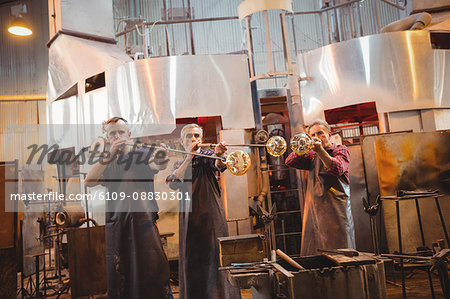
[114,0,406,61]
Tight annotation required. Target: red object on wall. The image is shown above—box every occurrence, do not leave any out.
[324,102,378,125]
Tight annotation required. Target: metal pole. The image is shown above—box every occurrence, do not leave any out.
[117,15,240,40]
[146,16,239,25]
[127,142,226,160]
[281,218,287,251]
[370,215,379,255]
[263,10,274,73]
[165,25,171,56]
[356,0,363,36]
[58,233,62,286]
[427,269,436,298]
[143,24,149,58]
[434,196,450,246]
[381,0,406,10]
[373,0,381,33]
[290,17,299,56]
[326,10,332,44]
[337,4,345,41]
[181,0,189,54]
[187,0,195,55]
[415,197,435,298]
[35,256,40,299]
[81,173,90,228]
[162,0,170,56]
[379,200,383,254]
[280,10,293,73]
[20,221,25,299]
[46,189,51,276]
[319,12,325,46]
[395,200,406,299]
[290,0,360,15]
[43,255,46,297]
[245,16,255,78]
[162,0,167,21]
[414,198,426,246]
[348,3,356,38]
[332,0,340,42]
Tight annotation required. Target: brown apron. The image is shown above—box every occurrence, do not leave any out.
[300,154,355,256]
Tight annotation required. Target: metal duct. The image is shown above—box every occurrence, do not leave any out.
[48,0,115,40]
[381,12,432,32]
[47,34,131,103]
[298,30,450,123]
[47,54,255,149]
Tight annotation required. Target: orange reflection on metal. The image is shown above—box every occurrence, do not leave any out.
[406,32,418,100]
[375,138,400,196]
[143,62,160,123]
[400,134,415,162]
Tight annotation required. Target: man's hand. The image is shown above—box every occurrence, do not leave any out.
[149,148,169,171]
[215,142,227,157]
[310,136,334,169]
[190,140,200,152]
[184,140,200,160]
[311,137,323,153]
[86,136,128,187]
[109,136,128,157]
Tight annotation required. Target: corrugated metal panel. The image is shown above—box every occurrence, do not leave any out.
[291,13,323,50]
[190,0,241,54]
[0,101,40,164]
[360,0,401,35]
[0,0,49,95]
[378,0,401,28]
[291,1,323,51]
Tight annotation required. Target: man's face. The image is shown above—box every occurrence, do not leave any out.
[181,127,202,150]
[309,124,332,149]
[105,120,131,143]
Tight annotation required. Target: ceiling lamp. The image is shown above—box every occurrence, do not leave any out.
[8,4,32,36]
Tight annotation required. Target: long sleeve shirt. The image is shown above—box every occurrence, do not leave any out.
[285,143,350,184]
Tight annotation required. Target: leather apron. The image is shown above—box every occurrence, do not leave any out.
[300,154,355,256]
[178,153,241,299]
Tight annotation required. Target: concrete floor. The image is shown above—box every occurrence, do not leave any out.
[19,267,447,298]
[386,268,446,299]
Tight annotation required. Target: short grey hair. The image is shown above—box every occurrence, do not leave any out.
[307,119,331,133]
[102,116,129,134]
[180,123,203,139]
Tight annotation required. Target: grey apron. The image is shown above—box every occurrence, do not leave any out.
[300,154,355,256]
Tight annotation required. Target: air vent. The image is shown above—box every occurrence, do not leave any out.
[85,72,105,93]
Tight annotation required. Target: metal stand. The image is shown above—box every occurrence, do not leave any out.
[362,194,381,255]
[42,226,70,297]
[23,252,47,298]
[254,203,277,255]
[380,190,447,299]
[432,249,450,298]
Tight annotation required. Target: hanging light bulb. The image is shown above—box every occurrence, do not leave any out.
[7,4,32,36]
[8,16,32,36]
